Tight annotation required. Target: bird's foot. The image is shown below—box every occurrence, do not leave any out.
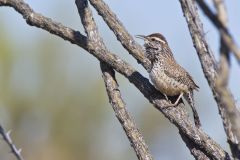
[163,94,172,107]
[164,101,179,108]
[163,93,184,108]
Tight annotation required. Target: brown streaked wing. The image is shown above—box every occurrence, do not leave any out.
[163,62,199,90]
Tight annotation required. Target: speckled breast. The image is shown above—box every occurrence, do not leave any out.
[150,68,188,96]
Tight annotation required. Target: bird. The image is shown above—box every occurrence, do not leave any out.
[136,33,201,128]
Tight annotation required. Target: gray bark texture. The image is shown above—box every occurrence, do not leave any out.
[1,0,239,159]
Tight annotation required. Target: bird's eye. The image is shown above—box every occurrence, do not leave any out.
[151,38,156,41]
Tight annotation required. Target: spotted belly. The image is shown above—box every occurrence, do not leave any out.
[150,70,188,96]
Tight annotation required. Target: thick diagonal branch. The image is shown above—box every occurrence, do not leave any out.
[75,0,153,159]
[88,0,151,71]
[179,0,240,158]
[0,0,230,159]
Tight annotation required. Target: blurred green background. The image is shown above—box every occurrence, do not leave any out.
[0,0,239,160]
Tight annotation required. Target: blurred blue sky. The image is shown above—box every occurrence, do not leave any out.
[0,0,240,160]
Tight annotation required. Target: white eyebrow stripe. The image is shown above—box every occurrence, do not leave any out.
[153,37,166,44]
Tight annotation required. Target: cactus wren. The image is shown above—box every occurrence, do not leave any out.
[136,33,201,128]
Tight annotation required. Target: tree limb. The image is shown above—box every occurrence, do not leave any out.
[179,0,240,158]
[209,0,240,158]
[0,0,230,159]
[195,0,240,61]
[75,0,153,159]
[88,0,152,71]
[100,63,153,160]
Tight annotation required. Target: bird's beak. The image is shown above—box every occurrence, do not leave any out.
[135,35,146,40]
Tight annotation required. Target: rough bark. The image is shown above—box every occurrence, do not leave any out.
[179,0,240,158]
[0,0,232,159]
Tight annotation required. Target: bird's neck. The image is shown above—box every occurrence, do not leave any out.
[152,46,175,65]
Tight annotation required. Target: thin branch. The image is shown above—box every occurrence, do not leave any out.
[100,62,153,160]
[213,0,240,158]
[88,0,152,71]
[195,0,240,61]
[75,0,153,159]
[179,0,240,158]
[213,0,230,75]
[213,0,229,64]
[0,125,24,160]
[0,0,230,159]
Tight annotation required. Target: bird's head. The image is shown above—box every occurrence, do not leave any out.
[136,33,167,49]
[136,33,168,61]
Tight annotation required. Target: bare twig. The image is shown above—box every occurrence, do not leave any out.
[88,0,152,71]
[0,0,230,159]
[179,0,240,158]
[75,0,153,159]
[195,0,240,61]
[0,125,24,160]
